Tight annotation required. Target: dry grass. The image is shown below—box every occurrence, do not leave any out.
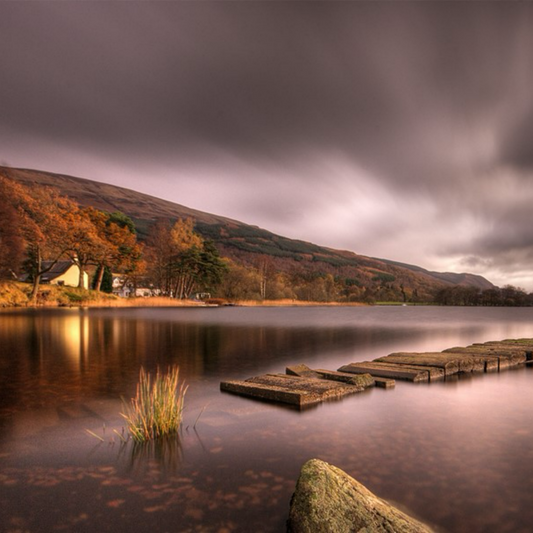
[82,296,205,308]
[0,282,207,308]
[0,281,29,307]
[0,283,368,309]
[121,366,188,443]
[233,299,366,307]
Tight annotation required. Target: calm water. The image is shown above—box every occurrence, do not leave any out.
[0,306,532,532]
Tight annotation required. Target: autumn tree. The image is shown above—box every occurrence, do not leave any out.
[219,260,262,300]
[61,206,108,288]
[145,219,174,295]
[85,208,143,291]
[2,178,79,299]
[146,218,227,298]
[0,177,25,279]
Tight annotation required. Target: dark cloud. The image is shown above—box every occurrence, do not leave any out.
[1,1,533,288]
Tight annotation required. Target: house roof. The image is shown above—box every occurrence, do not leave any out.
[41,261,77,282]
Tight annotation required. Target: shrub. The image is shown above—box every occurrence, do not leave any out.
[121,366,187,442]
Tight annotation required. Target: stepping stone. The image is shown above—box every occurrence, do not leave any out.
[441,348,500,371]
[220,373,363,407]
[338,362,430,382]
[377,353,460,376]
[443,347,516,370]
[471,342,529,363]
[287,365,376,389]
[286,364,322,379]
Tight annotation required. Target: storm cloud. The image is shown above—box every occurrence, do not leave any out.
[1,1,533,289]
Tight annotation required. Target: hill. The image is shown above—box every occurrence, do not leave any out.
[1,165,494,302]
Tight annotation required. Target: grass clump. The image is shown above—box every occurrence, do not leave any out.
[121,366,188,443]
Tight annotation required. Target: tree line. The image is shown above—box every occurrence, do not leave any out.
[2,174,531,306]
[0,176,227,301]
[434,285,533,307]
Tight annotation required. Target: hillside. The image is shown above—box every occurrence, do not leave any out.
[1,165,494,301]
[378,259,493,291]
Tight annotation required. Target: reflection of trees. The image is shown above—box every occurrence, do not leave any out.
[0,308,495,417]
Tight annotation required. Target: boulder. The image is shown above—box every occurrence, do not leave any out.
[287,459,433,533]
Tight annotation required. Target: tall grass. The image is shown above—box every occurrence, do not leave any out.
[121,366,188,443]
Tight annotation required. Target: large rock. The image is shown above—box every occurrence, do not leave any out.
[287,459,433,533]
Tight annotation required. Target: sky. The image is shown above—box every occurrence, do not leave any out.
[1,1,533,290]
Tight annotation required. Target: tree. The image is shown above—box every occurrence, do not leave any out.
[3,178,78,299]
[255,256,275,299]
[196,239,228,294]
[219,260,262,300]
[62,206,108,288]
[86,209,143,291]
[0,177,24,279]
[92,265,113,293]
[145,219,174,295]
[145,218,227,299]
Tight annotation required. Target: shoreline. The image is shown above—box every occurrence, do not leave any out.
[1,297,370,310]
[0,282,400,309]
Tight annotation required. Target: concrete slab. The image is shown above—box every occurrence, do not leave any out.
[338,362,430,382]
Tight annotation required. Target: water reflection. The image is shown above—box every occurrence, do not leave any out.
[114,436,184,474]
[1,307,533,532]
[2,306,532,417]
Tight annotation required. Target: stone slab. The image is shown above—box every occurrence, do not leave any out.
[314,369,375,388]
[286,364,322,379]
[471,342,529,363]
[379,353,460,375]
[440,348,499,371]
[221,373,362,407]
[338,362,429,382]
[363,358,446,380]
[372,376,396,388]
[444,347,514,370]
[220,380,321,407]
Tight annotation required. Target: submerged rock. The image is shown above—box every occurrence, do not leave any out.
[287,459,433,533]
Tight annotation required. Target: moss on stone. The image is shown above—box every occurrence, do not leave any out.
[287,459,433,533]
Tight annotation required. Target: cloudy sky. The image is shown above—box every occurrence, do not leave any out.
[1,1,533,290]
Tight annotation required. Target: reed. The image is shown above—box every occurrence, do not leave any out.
[121,366,188,443]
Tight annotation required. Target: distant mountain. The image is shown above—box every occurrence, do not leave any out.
[2,165,495,301]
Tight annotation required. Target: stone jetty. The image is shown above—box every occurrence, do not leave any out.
[220,338,533,407]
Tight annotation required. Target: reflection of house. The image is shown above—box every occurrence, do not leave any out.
[40,261,89,289]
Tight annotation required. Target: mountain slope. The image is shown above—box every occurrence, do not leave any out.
[378,259,494,291]
[1,165,494,300]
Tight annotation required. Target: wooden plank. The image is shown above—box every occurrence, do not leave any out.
[338,362,429,382]
[378,353,460,375]
[314,369,375,388]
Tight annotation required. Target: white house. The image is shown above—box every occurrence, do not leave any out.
[40,261,89,289]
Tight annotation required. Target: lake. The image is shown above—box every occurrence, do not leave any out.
[1,305,532,532]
